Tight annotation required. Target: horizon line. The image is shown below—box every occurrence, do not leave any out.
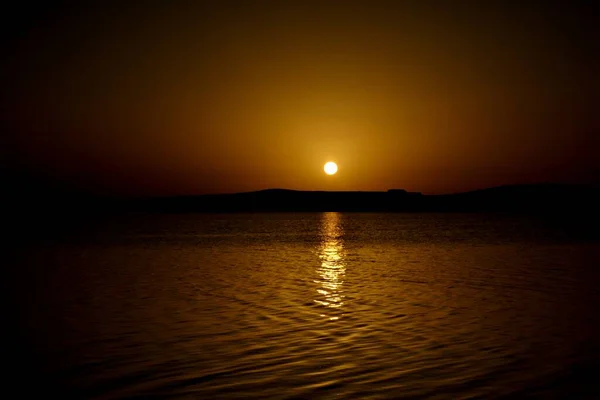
[128,182,596,200]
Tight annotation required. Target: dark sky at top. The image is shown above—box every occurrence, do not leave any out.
[1,1,598,196]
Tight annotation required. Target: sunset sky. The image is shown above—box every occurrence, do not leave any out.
[2,1,598,196]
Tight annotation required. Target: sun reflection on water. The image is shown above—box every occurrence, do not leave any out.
[315,212,346,320]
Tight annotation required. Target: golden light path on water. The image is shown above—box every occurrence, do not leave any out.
[315,212,346,320]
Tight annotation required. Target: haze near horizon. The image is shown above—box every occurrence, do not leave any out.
[2,1,597,196]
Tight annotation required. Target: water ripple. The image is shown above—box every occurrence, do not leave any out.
[11,213,600,398]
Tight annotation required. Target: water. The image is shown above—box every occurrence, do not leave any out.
[8,213,600,398]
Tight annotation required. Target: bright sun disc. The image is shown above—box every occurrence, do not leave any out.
[324,161,338,175]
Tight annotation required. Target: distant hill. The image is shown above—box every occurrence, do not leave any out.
[6,183,600,242]
[118,183,600,214]
[432,183,600,212]
[6,180,599,215]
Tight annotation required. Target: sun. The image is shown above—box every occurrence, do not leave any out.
[324,161,338,175]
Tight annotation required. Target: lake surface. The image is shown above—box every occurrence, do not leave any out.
[8,213,600,398]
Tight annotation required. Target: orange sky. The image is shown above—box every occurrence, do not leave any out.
[2,1,598,196]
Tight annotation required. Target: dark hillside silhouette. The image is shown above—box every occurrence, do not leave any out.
[122,183,600,214]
